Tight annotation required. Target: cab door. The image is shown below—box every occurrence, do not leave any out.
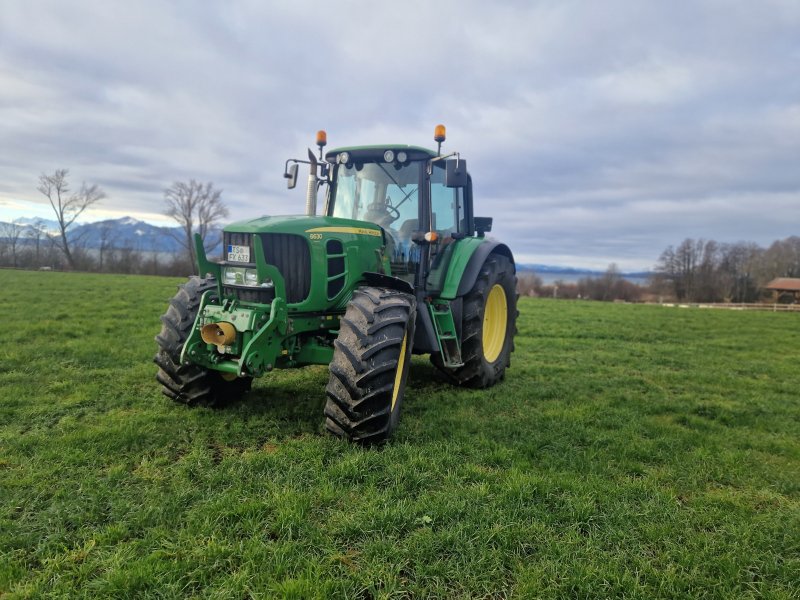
[425,161,465,293]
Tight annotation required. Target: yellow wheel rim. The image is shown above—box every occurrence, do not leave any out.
[391,332,408,411]
[483,284,508,363]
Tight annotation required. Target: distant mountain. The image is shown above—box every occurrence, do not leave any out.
[11,217,61,233]
[0,216,221,254]
[69,218,184,253]
[518,263,654,282]
[518,263,604,276]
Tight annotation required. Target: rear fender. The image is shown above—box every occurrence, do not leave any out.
[439,239,515,300]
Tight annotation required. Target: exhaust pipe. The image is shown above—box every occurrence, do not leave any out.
[200,322,237,347]
[305,149,318,216]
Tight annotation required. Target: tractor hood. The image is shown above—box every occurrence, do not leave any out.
[224,215,384,239]
[217,214,389,313]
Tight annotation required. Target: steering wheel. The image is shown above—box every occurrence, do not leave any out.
[366,197,400,226]
[386,199,400,221]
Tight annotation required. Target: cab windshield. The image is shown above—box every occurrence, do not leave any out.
[330,161,420,230]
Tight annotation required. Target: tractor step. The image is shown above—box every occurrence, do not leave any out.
[428,301,463,368]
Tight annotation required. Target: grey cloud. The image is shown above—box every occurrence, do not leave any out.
[1,0,798,270]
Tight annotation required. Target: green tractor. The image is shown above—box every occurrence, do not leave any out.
[155,125,517,442]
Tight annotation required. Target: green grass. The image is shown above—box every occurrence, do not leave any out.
[1,269,798,598]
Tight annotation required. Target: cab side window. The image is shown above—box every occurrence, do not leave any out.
[430,163,463,235]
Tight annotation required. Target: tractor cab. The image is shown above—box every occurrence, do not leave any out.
[285,126,476,295]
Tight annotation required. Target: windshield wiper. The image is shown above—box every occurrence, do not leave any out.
[376,162,417,210]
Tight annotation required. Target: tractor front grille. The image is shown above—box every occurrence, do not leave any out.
[221,285,276,304]
[259,233,311,303]
[221,231,311,304]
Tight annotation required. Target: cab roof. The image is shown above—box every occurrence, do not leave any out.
[325,144,437,162]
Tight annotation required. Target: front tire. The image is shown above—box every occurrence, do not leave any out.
[432,254,517,388]
[154,276,252,407]
[324,287,416,443]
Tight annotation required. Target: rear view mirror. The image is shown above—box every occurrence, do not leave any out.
[285,163,299,189]
[474,216,493,236]
[445,158,467,188]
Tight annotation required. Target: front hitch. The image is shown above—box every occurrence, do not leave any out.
[186,233,290,377]
[181,296,289,378]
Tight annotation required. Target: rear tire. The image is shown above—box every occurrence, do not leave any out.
[324,287,416,443]
[154,276,252,407]
[432,254,517,388]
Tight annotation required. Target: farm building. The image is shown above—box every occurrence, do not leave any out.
[764,277,800,303]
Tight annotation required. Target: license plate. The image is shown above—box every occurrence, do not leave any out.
[227,244,250,262]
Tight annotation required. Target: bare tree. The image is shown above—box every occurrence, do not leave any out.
[26,219,48,267]
[164,180,229,273]
[517,272,543,297]
[696,240,724,302]
[37,169,106,269]
[599,262,622,301]
[98,223,115,272]
[762,236,800,281]
[656,238,771,302]
[0,221,24,268]
[114,245,141,274]
[719,242,762,302]
[655,238,706,301]
[575,264,643,302]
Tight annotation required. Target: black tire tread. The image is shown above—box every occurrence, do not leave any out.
[153,276,252,407]
[432,254,518,388]
[324,286,415,443]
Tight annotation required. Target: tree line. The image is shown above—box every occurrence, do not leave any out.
[4,170,798,304]
[652,237,800,302]
[0,169,228,275]
[517,236,799,304]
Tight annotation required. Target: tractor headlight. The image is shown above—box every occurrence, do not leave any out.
[223,268,239,285]
[223,267,260,287]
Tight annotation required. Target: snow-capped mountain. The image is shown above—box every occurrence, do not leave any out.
[68,218,184,253]
[11,217,61,233]
[0,216,220,254]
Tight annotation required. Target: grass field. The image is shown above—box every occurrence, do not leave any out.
[1,269,798,598]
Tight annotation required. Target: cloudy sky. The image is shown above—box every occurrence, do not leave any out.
[1,1,799,270]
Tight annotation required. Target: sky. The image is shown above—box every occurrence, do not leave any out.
[1,0,799,271]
